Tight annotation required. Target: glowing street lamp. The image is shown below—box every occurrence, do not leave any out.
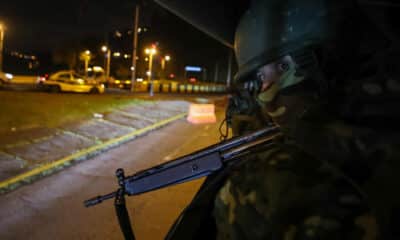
[144,46,157,96]
[101,45,111,81]
[161,55,171,71]
[0,22,5,72]
[160,55,171,80]
[145,47,156,55]
[80,50,91,78]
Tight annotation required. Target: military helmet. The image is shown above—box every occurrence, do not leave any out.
[234,0,357,81]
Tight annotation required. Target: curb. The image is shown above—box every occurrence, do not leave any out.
[0,113,187,194]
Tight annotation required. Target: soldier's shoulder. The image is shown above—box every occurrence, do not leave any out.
[213,143,373,239]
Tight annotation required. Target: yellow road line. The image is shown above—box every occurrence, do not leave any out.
[0,113,187,191]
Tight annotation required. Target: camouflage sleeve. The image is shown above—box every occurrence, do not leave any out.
[213,144,378,240]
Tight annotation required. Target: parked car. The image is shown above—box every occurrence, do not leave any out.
[0,71,14,88]
[107,77,133,89]
[86,66,107,85]
[38,71,105,94]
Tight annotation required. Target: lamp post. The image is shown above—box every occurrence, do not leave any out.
[161,55,171,79]
[0,22,5,72]
[101,45,111,81]
[81,50,91,78]
[131,4,140,92]
[145,46,157,96]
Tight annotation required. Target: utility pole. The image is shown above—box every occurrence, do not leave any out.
[106,49,111,80]
[148,52,154,96]
[80,50,91,78]
[0,23,5,72]
[161,55,170,79]
[131,4,140,92]
[101,46,111,81]
[145,46,157,96]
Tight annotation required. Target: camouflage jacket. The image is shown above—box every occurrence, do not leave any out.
[213,47,400,240]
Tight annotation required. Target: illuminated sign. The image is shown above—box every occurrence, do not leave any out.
[185,66,202,72]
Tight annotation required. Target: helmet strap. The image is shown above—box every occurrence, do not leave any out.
[292,47,331,98]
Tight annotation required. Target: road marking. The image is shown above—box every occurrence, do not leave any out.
[0,150,29,168]
[31,135,54,143]
[2,133,58,149]
[96,118,136,131]
[0,113,187,193]
[3,141,31,149]
[57,129,99,143]
[114,109,156,123]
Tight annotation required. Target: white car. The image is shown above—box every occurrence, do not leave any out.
[0,71,14,88]
[39,71,105,94]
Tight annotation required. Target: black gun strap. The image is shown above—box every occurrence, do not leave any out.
[115,188,135,240]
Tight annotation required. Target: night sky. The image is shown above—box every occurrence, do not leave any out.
[1,0,399,78]
[0,0,237,78]
[1,0,146,51]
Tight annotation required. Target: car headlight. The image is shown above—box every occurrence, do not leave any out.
[5,73,13,79]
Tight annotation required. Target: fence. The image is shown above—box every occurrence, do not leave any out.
[109,80,227,94]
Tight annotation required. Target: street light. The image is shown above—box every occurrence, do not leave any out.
[161,55,171,70]
[161,55,171,80]
[80,50,91,78]
[0,22,5,72]
[144,46,157,96]
[101,45,111,81]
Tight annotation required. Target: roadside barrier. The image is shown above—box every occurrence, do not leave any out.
[171,83,178,93]
[161,83,170,92]
[114,80,227,94]
[187,104,217,124]
[178,84,185,93]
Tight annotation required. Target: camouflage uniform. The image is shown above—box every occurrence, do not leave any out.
[214,143,377,240]
[213,44,400,239]
[156,0,400,239]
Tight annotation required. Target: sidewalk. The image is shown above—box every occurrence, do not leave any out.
[0,100,191,193]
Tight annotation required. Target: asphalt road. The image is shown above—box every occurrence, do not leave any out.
[0,103,227,240]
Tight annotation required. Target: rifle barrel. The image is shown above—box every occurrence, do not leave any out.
[84,191,117,207]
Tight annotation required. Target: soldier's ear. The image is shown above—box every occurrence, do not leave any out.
[277,56,296,74]
[277,61,290,73]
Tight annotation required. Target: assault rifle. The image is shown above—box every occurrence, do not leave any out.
[84,124,281,240]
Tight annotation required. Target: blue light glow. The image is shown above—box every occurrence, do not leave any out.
[185,66,202,72]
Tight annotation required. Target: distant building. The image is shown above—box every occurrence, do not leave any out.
[2,50,42,75]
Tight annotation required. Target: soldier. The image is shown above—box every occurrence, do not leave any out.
[160,0,400,239]
[211,0,400,239]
